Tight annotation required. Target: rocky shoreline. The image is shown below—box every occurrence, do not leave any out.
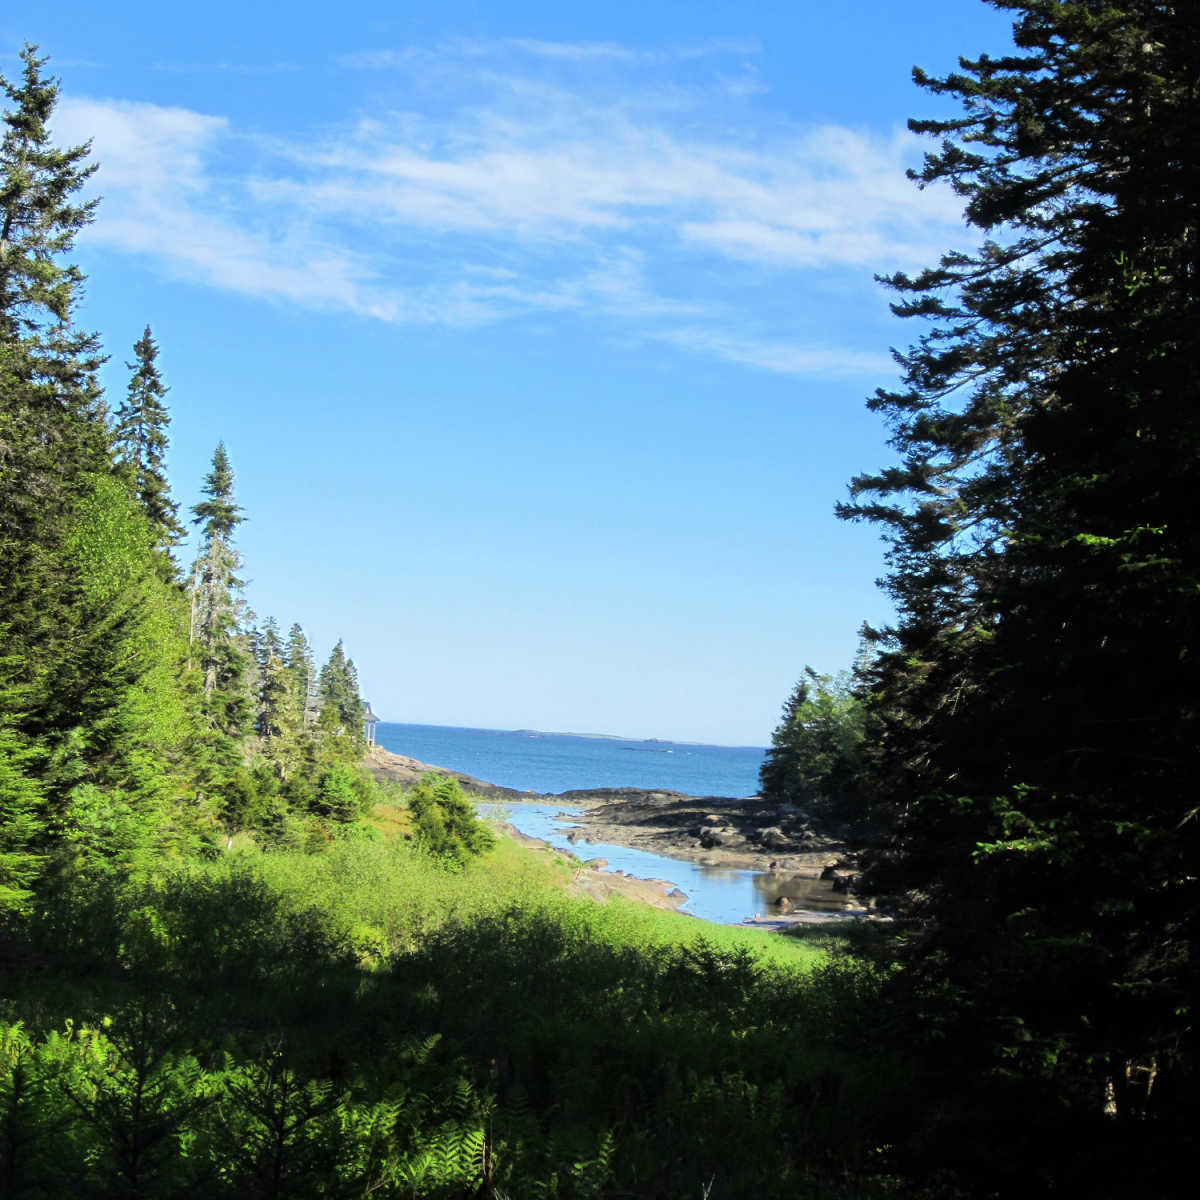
[365,744,866,925]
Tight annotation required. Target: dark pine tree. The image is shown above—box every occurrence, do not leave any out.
[317,640,365,738]
[839,0,1200,1177]
[113,326,184,554]
[0,46,107,538]
[189,442,247,702]
[0,47,167,907]
[283,623,316,726]
[758,667,864,823]
[188,443,253,814]
[190,441,242,546]
[256,616,283,668]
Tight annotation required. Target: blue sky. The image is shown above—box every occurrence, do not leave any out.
[9,1,1015,746]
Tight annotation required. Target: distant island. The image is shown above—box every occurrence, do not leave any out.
[387,720,766,751]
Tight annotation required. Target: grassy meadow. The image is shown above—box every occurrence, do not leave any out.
[0,790,915,1199]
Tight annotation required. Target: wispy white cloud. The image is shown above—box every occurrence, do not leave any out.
[646,327,897,378]
[54,38,960,377]
[493,38,643,64]
[340,36,762,70]
[55,98,390,317]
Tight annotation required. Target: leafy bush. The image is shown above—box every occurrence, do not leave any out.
[405,774,495,868]
[310,763,377,824]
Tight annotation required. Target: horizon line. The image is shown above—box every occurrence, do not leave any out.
[375,718,767,752]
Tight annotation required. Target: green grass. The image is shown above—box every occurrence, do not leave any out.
[246,829,825,972]
[2,814,903,1198]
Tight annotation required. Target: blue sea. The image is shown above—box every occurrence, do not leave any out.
[374,722,766,798]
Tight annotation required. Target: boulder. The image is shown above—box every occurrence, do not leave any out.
[758,826,792,851]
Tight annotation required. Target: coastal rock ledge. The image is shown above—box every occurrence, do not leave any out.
[364,744,854,882]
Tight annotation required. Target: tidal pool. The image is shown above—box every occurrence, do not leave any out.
[477,802,854,926]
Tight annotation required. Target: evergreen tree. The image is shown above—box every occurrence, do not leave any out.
[190,441,242,547]
[54,474,191,848]
[0,45,99,357]
[188,442,247,701]
[283,623,316,727]
[841,0,1199,1141]
[113,326,183,552]
[0,48,174,901]
[0,44,107,539]
[0,673,44,916]
[317,640,364,738]
[258,653,304,761]
[188,444,252,809]
[251,616,308,785]
[407,774,496,867]
[759,668,865,824]
[256,616,283,669]
[0,43,107,628]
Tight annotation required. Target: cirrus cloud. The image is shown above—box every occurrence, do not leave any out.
[53,37,962,378]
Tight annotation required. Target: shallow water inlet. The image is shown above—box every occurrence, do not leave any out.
[478,802,855,925]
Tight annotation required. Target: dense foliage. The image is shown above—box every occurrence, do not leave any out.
[0,45,378,899]
[758,668,866,827]
[407,774,498,867]
[829,0,1197,1185]
[748,2,1200,1188]
[0,835,903,1199]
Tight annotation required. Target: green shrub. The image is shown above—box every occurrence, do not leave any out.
[406,774,496,868]
[310,763,375,824]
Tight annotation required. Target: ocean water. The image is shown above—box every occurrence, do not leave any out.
[476,803,855,925]
[374,722,766,798]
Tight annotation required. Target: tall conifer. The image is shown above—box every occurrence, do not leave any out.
[284,623,317,727]
[0,47,156,903]
[113,326,183,553]
[0,44,107,541]
[842,0,1200,1137]
[188,444,252,749]
[318,639,365,738]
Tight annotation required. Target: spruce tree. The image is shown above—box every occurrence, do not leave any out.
[256,616,283,668]
[188,444,252,785]
[0,48,173,901]
[283,623,316,727]
[258,652,304,760]
[317,640,364,738]
[190,441,242,546]
[0,43,107,619]
[113,326,183,553]
[841,0,1200,1145]
[759,668,864,822]
[0,44,107,537]
[250,616,307,782]
[0,670,44,915]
